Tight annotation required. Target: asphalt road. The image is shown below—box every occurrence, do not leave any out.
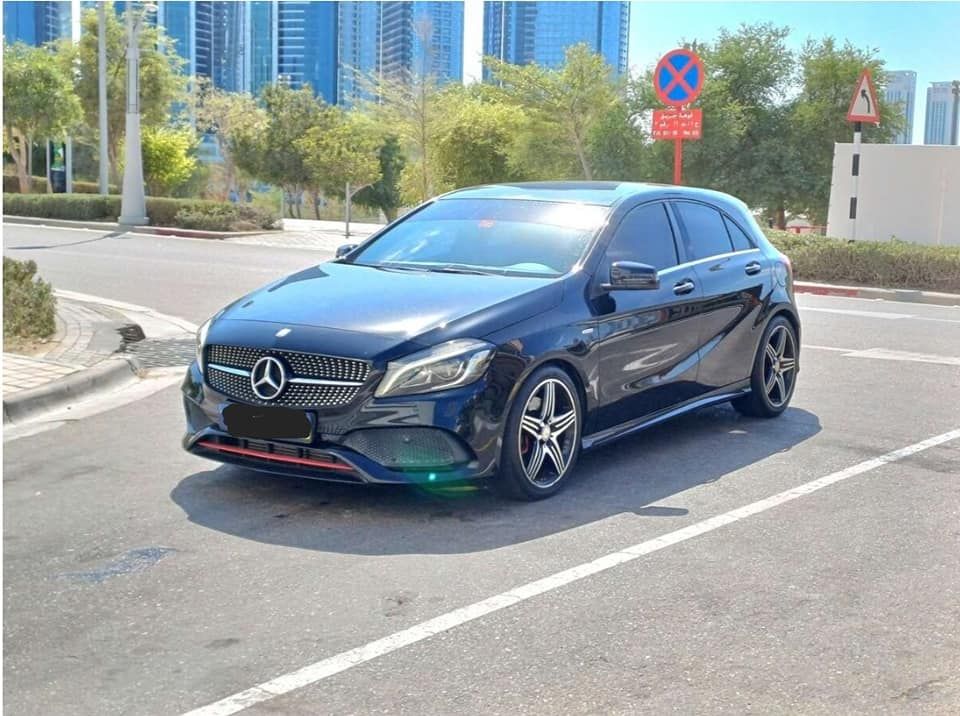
[4,225,960,715]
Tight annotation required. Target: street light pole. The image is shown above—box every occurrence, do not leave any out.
[118,7,148,225]
[98,2,108,195]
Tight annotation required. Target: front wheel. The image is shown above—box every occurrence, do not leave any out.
[493,366,582,500]
[732,316,798,418]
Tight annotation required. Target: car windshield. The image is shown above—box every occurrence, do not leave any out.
[348,198,609,277]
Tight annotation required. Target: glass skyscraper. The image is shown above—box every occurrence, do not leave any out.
[248,1,276,96]
[3,0,71,46]
[924,81,959,145]
[884,70,917,145]
[277,0,338,102]
[483,1,629,76]
[338,0,381,105]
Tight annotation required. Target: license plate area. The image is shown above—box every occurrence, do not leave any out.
[222,403,313,441]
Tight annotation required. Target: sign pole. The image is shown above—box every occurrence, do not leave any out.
[673,138,683,185]
[849,121,862,240]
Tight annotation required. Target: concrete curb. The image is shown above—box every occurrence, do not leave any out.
[794,281,960,307]
[3,355,142,425]
[3,215,280,240]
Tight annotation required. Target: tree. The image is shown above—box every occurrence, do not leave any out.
[140,126,198,196]
[234,83,330,218]
[364,71,445,205]
[432,88,528,188]
[586,99,647,181]
[787,38,902,224]
[354,136,406,222]
[3,42,82,193]
[296,110,382,201]
[488,44,620,180]
[63,2,186,183]
[191,78,261,200]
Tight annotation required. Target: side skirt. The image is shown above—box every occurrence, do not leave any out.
[581,383,751,451]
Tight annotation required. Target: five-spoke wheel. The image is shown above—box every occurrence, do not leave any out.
[496,366,582,500]
[733,315,799,418]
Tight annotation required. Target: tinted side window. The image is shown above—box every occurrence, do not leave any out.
[723,215,756,251]
[674,202,733,260]
[606,203,678,271]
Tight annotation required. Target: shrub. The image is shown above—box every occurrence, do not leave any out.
[3,175,48,193]
[766,230,960,293]
[173,203,280,231]
[3,192,120,220]
[3,193,280,231]
[3,257,56,341]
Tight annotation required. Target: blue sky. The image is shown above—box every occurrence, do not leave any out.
[628,1,960,142]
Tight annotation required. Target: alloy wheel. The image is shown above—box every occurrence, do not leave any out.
[763,324,797,408]
[518,378,578,488]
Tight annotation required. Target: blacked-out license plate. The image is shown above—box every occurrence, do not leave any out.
[222,404,313,441]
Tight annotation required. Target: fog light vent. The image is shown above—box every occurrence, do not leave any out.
[343,428,471,470]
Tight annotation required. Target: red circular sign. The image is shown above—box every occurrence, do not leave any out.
[654,49,705,107]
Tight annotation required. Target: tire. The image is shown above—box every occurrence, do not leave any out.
[732,315,798,418]
[493,365,582,500]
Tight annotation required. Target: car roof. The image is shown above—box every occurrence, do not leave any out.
[440,181,745,210]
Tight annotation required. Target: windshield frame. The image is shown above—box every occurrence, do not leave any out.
[340,197,613,279]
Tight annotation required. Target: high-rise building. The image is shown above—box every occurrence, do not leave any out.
[338,0,381,105]
[885,70,916,144]
[380,1,463,82]
[211,0,247,91]
[3,0,71,46]
[924,81,960,145]
[248,0,277,96]
[483,1,629,76]
[276,0,338,102]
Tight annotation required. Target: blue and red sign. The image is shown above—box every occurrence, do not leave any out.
[654,49,705,107]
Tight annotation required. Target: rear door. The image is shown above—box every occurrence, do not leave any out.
[670,201,770,391]
[592,202,705,432]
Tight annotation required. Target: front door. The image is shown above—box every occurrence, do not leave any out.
[592,202,705,433]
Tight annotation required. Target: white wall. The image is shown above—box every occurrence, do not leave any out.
[826,143,960,245]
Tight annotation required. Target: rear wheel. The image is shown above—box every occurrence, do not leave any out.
[732,316,798,418]
[493,366,582,500]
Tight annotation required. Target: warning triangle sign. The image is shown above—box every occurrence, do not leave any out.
[847,69,881,124]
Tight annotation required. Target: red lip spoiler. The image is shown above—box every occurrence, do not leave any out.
[197,440,356,472]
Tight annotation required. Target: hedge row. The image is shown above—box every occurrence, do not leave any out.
[2,193,280,232]
[765,230,960,293]
[3,175,119,194]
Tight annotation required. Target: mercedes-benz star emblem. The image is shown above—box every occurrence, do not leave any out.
[250,356,286,400]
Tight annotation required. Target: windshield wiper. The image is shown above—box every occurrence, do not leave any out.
[424,264,496,275]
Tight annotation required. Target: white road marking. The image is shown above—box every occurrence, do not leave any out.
[804,344,960,365]
[182,427,960,716]
[797,294,960,312]
[54,289,197,334]
[801,306,960,324]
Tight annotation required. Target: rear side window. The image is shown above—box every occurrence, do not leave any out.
[723,215,756,251]
[673,202,733,260]
[606,203,679,271]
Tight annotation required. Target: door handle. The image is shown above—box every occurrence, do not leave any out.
[744,261,762,275]
[673,279,696,295]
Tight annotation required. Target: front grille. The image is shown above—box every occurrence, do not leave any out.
[205,344,371,409]
[207,345,369,382]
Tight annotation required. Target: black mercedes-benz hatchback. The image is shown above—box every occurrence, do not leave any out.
[183,182,800,499]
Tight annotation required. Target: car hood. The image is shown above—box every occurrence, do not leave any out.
[212,262,563,353]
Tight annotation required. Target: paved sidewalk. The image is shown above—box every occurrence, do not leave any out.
[3,296,138,421]
[226,218,383,251]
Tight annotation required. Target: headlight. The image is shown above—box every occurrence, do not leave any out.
[375,339,495,398]
[196,318,212,373]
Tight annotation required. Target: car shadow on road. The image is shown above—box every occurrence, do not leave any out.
[170,404,820,556]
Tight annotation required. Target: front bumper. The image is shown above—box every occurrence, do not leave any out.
[181,361,509,485]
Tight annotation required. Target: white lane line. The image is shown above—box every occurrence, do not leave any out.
[181,427,960,716]
[804,344,960,365]
[801,307,960,325]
